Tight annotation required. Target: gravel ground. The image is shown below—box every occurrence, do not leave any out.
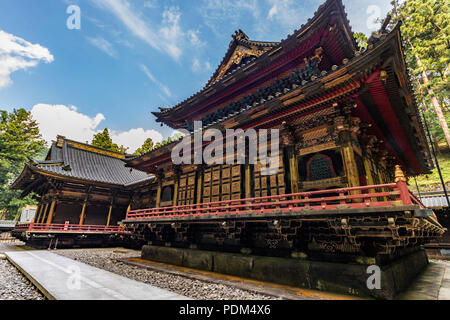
[0,259,44,300]
[57,248,277,300]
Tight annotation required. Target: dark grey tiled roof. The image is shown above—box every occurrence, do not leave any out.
[34,141,152,186]
[417,192,450,209]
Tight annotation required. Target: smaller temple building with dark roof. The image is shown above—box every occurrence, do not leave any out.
[11,135,156,247]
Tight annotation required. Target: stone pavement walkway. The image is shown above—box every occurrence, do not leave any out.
[5,251,187,300]
[0,243,27,259]
[398,260,450,300]
[438,261,450,300]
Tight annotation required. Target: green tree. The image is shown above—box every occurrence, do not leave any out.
[382,0,450,147]
[153,132,185,149]
[0,109,46,219]
[354,32,368,50]
[91,128,128,154]
[134,138,155,155]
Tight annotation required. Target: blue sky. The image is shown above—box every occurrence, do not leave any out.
[0,0,392,152]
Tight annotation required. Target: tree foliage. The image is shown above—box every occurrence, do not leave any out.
[0,109,46,219]
[154,133,185,149]
[383,0,450,145]
[354,32,368,50]
[134,138,154,155]
[91,128,128,154]
[134,133,185,155]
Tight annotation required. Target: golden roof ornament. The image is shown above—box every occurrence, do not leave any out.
[395,165,407,182]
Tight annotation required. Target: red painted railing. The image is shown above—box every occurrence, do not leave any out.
[126,181,426,221]
[14,223,126,234]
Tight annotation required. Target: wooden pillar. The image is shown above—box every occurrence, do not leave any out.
[196,170,203,204]
[105,194,115,227]
[363,158,374,185]
[395,165,412,205]
[341,142,360,188]
[33,204,42,223]
[245,164,252,199]
[39,202,49,223]
[363,157,377,200]
[79,200,87,225]
[106,205,113,227]
[155,183,162,208]
[46,199,57,224]
[288,147,300,194]
[173,179,179,206]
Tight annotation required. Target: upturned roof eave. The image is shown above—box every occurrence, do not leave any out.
[130,25,429,174]
[153,0,357,127]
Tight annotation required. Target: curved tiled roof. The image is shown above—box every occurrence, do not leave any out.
[30,139,152,186]
[152,0,357,125]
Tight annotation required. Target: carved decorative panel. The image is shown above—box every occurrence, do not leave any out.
[177,171,196,205]
[253,153,286,200]
[202,164,242,203]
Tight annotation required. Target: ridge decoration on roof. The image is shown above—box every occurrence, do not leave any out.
[207,29,279,86]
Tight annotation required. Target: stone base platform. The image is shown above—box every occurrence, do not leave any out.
[141,245,429,299]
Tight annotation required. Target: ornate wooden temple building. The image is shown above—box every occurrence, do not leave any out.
[123,0,444,258]
[10,0,447,297]
[11,135,155,247]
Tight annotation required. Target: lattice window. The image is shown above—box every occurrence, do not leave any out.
[161,186,173,202]
[307,154,335,181]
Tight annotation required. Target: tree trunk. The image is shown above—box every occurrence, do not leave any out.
[411,42,450,148]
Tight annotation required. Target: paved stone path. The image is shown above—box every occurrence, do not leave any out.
[438,261,450,300]
[398,260,450,300]
[0,242,26,254]
[5,251,187,300]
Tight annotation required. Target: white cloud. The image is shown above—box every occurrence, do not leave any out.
[266,0,308,29]
[159,7,184,60]
[187,30,206,47]
[268,5,278,19]
[91,0,202,61]
[143,0,158,9]
[0,30,54,89]
[110,128,163,153]
[86,36,118,58]
[140,64,171,97]
[30,103,163,153]
[31,104,105,144]
[198,0,262,36]
[192,58,201,72]
[192,58,212,73]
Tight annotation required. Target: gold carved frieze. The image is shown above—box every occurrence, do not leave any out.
[222,167,231,178]
[212,185,220,196]
[222,184,230,194]
[212,171,221,181]
[214,45,266,82]
[67,142,125,159]
[232,165,241,177]
[188,176,196,185]
[300,176,347,191]
[232,181,241,193]
[298,142,338,156]
[162,180,175,187]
